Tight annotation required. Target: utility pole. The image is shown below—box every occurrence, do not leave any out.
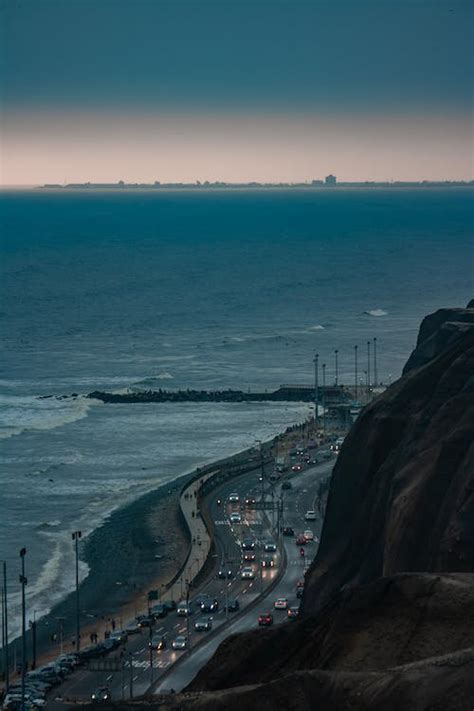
[2,561,9,692]
[354,345,358,400]
[373,337,377,386]
[72,531,82,652]
[367,341,371,395]
[313,353,319,429]
[334,349,339,386]
[19,548,27,711]
[322,364,326,434]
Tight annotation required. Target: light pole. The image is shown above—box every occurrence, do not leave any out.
[29,611,37,670]
[2,561,9,692]
[322,364,326,433]
[373,337,377,386]
[354,345,358,400]
[19,548,27,711]
[72,531,82,651]
[367,341,371,395]
[334,349,339,387]
[313,353,319,429]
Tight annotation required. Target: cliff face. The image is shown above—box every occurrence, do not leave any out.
[157,302,474,710]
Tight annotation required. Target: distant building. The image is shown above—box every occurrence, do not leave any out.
[325,174,337,186]
[311,179,324,186]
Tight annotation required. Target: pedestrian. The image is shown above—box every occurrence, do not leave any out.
[111,618,116,630]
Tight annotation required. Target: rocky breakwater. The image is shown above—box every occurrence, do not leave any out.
[143,302,474,710]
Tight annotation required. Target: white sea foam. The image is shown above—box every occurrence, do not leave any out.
[0,394,94,440]
[307,324,325,331]
[365,309,388,317]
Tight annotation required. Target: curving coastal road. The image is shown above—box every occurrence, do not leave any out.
[47,454,334,707]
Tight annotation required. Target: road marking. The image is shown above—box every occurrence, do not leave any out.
[106,674,113,681]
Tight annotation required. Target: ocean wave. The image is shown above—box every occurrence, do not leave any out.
[0,394,93,440]
[306,324,325,331]
[364,309,388,317]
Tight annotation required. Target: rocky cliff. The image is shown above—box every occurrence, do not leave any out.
[137,302,474,710]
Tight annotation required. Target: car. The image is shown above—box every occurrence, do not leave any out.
[124,622,141,635]
[242,538,255,550]
[287,606,299,619]
[258,612,273,626]
[305,510,317,521]
[150,603,167,619]
[245,496,256,506]
[241,566,255,579]
[109,629,128,643]
[264,540,277,552]
[149,633,167,650]
[171,635,187,650]
[229,492,240,503]
[136,614,153,628]
[176,601,192,616]
[282,526,294,536]
[194,617,212,632]
[91,686,111,703]
[281,481,292,490]
[225,598,240,612]
[291,463,303,473]
[199,596,219,613]
[296,534,307,545]
[274,597,288,610]
[162,599,177,612]
[230,512,242,524]
[218,567,234,579]
[303,530,314,541]
[261,555,274,568]
[243,551,256,562]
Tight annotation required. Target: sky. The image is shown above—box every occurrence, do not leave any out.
[1,0,473,185]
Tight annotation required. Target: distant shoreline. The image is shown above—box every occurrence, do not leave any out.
[38,181,474,191]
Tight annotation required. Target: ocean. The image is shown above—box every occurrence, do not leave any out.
[1,187,472,637]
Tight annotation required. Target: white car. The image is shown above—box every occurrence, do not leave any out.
[303,530,314,541]
[241,566,255,579]
[172,635,187,650]
[229,492,240,503]
[264,540,277,552]
[230,512,242,524]
[305,510,317,521]
[274,597,288,610]
[176,601,191,616]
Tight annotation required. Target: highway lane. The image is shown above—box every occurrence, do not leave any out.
[46,462,280,707]
[46,453,334,706]
[156,456,334,693]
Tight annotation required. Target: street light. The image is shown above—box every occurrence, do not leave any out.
[72,531,82,651]
[334,349,339,387]
[19,548,27,711]
[373,337,378,386]
[354,345,358,400]
[313,353,319,428]
[28,611,38,670]
[367,341,371,394]
[2,561,9,692]
[322,364,326,433]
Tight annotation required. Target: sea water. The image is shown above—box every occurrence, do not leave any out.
[1,187,472,636]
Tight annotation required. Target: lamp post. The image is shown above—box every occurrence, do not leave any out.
[322,364,326,433]
[2,561,9,692]
[334,349,339,387]
[373,337,377,386]
[29,611,37,670]
[72,531,82,652]
[354,345,358,400]
[19,548,27,711]
[367,341,371,396]
[313,353,319,429]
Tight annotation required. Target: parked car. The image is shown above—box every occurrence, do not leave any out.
[150,603,167,619]
[136,614,153,628]
[258,612,273,626]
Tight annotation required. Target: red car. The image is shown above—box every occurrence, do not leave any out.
[296,534,307,545]
[258,612,273,626]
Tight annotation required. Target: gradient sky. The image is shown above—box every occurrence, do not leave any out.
[1,0,473,184]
